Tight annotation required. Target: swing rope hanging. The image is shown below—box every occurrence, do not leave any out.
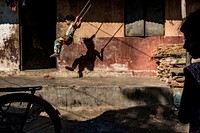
[94,23,103,36]
[78,0,93,18]
[81,4,91,18]
[102,24,124,49]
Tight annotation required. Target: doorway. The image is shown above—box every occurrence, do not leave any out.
[19,0,57,70]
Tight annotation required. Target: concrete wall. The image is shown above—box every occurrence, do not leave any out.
[0,0,199,76]
[58,36,183,76]
[0,1,20,71]
[165,0,182,36]
[57,0,184,76]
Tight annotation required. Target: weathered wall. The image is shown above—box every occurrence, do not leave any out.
[56,0,199,77]
[165,0,200,36]
[0,24,20,71]
[0,0,198,76]
[57,0,184,76]
[165,0,182,36]
[56,0,124,40]
[58,36,183,76]
[0,1,20,71]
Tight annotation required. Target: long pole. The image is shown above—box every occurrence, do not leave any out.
[181,0,186,18]
[102,24,123,49]
[78,0,92,16]
[94,23,103,35]
[81,4,92,19]
[181,0,191,65]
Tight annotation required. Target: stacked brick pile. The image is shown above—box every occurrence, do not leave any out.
[153,43,186,89]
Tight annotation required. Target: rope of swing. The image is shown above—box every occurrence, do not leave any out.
[102,24,124,49]
[78,0,93,18]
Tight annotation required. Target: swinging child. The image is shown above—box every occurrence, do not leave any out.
[50,15,82,58]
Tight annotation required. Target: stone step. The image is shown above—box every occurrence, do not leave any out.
[38,85,173,109]
[0,76,172,109]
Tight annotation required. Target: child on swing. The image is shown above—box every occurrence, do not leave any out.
[50,15,82,58]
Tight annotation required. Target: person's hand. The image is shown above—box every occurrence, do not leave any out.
[76,15,79,19]
[76,16,82,21]
[76,15,82,21]
[91,34,95,39]
[101,48,104,53]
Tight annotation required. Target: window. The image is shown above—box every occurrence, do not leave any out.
[124,0,165,37]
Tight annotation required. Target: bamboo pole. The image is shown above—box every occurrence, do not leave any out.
[78,0,92,17]
[181,0,191,65]
[181,0,186,18]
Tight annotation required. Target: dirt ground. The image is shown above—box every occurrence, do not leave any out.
[59,104,189,133]
[0,76,188,132]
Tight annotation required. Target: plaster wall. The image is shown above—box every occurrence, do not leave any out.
[56,0,185,76]
[58,36,183,76]
[0,1,20,71]
[0,24,20,71]
[0,0,194,75]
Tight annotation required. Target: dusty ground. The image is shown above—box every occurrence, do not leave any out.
[0,75,188,132]
[60,105,188,133]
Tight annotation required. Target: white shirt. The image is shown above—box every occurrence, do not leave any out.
[65,22,78,37]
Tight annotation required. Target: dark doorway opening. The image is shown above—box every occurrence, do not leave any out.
[19,0,56,70]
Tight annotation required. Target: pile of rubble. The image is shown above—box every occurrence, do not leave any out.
[153,43,186,89]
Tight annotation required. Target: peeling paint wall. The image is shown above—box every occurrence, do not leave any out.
[56,0,124,42]
[0,0,199,76]
[165,0,200,36]
[58,36,183,76]
[56,0,200,76]
[0,1,20,71]
[0,24,20,71]
[56,0,185,76]
[165,0,182,36]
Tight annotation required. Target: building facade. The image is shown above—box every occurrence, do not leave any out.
[0,0,199,76]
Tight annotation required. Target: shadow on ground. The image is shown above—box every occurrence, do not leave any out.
[61,86,188,133]
[61,105,187,133]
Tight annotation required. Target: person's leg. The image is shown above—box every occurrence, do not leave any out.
[50,38,63,57]
[78,61,85,78]
[78,70,83,78]
[65,56,82,71]
[64,35,73,46]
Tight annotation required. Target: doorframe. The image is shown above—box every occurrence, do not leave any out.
[18,0,24,70]
[18,0,57,70]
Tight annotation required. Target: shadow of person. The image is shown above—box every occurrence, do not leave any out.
[65,35,104,77]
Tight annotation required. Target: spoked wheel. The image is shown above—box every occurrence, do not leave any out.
[0,93,61,133]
